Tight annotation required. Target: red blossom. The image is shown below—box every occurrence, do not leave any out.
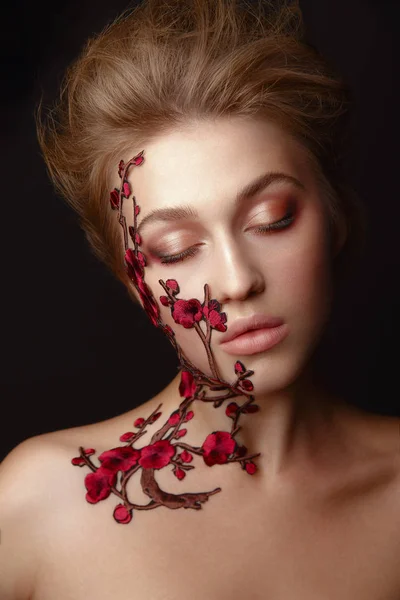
[234,360,245,374]
[201,431,236,466]
[124,250,160,327]
[160,296,170,307]
[172,299,203,328]
[122,181,131,198]
[119,432,135,442]
[83,448,96,456]
[133,154,144,166]
[180,450,193,463]
[151,412,162,423]
[245,462,257,475]
[168,412,181,426]
[140,287,160,327]
[85,467,117,503]
[75,151,263,521]
[113,503,133,524]
[125,248,145,290]
[236,444,248,458]
[240,379,254,392]
[202,299,227,332]
[166,279,179,293]
[109,189,120,210]
[118,160,125,178]
[98,446,141,472]
[139,440,176,469]
[179,370,197,399]
[174,467,186,480]
[225,402,239,418]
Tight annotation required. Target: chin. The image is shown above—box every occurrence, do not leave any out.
[228,331,321,395]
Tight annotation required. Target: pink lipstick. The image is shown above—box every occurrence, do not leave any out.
[219,314,288,356]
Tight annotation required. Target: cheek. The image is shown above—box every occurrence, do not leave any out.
[275,211,333,323]
[136,268,217,374]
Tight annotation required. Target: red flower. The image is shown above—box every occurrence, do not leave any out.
[172,299,203,328]
[122,181,131,198]
[174,467,186,480]
[201,431,236,466]
[113,503,133,524]
[180,450,193,463]
[225,402,239,418]
[160,296,170,307]
[110,189,120,210]
[179,370,197,399]
[236,444,248,458]
[85,467,117,503]
[139,440,176,469]
[134,417,145,428]
[124,249,160,327]
[119,432,135,442]
[150,412,161,423]
[166,279,179,294]
[240,379,254,392]
[133,154,144,166]
[168,411,181,426]
[234,360,245,374]
[98,446,141,472]
[176,429,187,438]
[83,448,95,456]
[185,410,194,421]
[245,462,257,475]
[202,299,227,332]
[71,448,96,466]
[140,284,160,327]
[125,248,145,291]
[118,160,125,178]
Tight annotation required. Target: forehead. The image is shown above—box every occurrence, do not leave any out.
[119,117,314,217]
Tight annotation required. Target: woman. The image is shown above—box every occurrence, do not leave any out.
[0,0,399,598]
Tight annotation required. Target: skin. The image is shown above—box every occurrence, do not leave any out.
[115,115,350,490]
[0,116,399,600]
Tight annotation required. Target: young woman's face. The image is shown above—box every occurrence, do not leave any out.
[119,116,334,394]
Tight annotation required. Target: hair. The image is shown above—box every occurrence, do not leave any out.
[36,0,368,307]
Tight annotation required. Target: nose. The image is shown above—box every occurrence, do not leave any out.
[212,233,265,304]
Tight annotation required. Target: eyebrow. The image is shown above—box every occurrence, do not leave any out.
[136,171,305,235]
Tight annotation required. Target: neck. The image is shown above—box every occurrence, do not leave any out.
[160,360,346,487]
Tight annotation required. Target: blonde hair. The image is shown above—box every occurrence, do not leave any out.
[36,0,367,306]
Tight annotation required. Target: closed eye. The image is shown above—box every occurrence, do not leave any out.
[157,211,295,265]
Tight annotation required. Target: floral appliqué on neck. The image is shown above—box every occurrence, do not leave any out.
[72,150,261,524]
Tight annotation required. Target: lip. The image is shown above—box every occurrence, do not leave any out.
[219,313,285,344]
[219,323,289,356]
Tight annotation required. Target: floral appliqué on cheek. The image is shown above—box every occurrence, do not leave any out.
[71,150,261,525]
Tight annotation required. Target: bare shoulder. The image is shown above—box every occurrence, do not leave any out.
[0,433,71,600]
[0,396,165,600]
[349,406,400,508]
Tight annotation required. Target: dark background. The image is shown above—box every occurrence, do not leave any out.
[1,0,399,462]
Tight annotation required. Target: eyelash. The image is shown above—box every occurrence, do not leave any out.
[158,211,295,265]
